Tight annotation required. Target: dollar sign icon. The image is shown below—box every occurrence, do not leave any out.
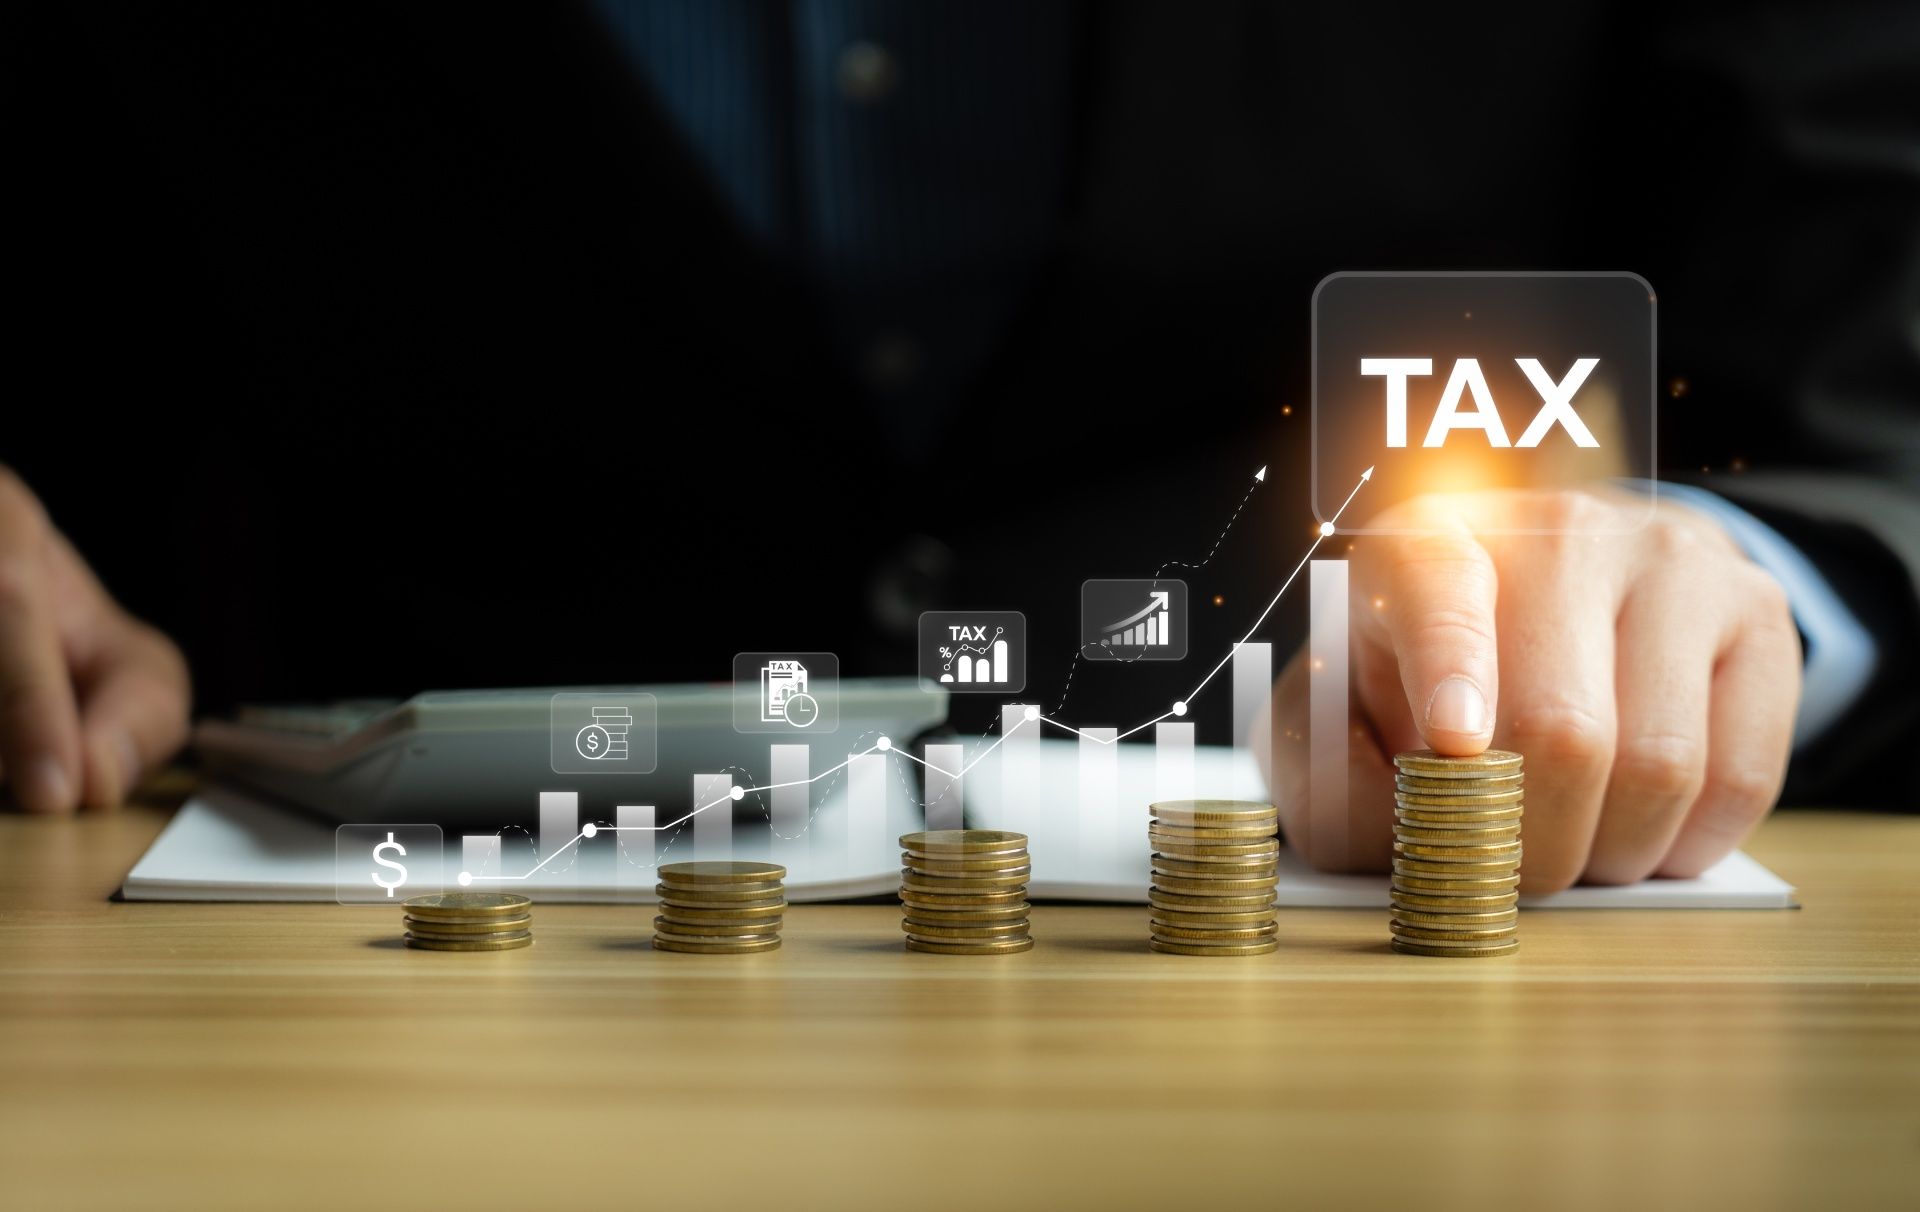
[575,723,611,760]
[370,831,408,897]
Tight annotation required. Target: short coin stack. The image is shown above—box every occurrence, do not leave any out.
[653,861,786,954]
[1391,749,1524,957]
[899,830,1033,955]
[1148,800,1280,957]
[402,892,533,951]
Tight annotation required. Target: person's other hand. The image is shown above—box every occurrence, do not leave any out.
[0,467,190,812]
[1263,487,1800,893]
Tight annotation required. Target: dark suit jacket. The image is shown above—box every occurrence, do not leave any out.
[9,1,1917,804]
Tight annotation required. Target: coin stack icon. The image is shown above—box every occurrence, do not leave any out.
[1391,749,1524,957]
[1148,801,1280,956]
[653,861,786,954]
[592,705,632,759]
[402,892,533,951]
[899,830,1034,955]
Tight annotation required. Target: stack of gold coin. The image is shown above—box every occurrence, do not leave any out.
[1148,800,1280,957]
[898,830,1033,955]
[654,861,786,954]
[403,892,533,951]
[1391,749,1524,957]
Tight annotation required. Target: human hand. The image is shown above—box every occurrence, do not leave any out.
[1264,487,1800,893]
[0,467,190,812]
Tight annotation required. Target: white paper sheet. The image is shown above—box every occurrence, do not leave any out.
[123,742,1795,908]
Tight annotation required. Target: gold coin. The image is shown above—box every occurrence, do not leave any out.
[900,877,1029,897]
[653,926,783,945]
[1390,864,1520,883]
[1149,823,1278,841]
[898,903,1032,924]
[653,936,783,954]
[655,900,788,921]
[899,830,1028,855]
[1390,921,1519,942]
[899,889,1029,907]
[1391,873,1521,893]
[1391,907,1519,928]
[1151,875,1278,897]
[401,921,533,941]
[402,892,532,918]
[1150,838,1281,859]
[1393,825,1522,846]
[1396,774,1524,793]
[1150,921,1279,941]
[1397,845,1512,864]
[1390,890,1518,912]
[1149,889,1277,911]
[656,861,787,884]
[1150,905,1278,925]
[1393,748,1524,774]
[654,882,785,903]
[901,852,1032,873]
[654,915,783,937]
[1150,854,1280,877]
[1150,938,1279,957]
[904,937,1035,955]
[900,864,1031,884]
[1395,789,1526,808]
[1148,800,1280,825]
[1390,937,1519,958]
[400,914,532,934]
[1390,810,1520,829]
[404,932,533,951]
[902,920,1031,940]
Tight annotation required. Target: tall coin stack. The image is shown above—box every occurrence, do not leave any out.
[653,861,786,954]
[1148,800,1280,957]
[899,831,1034,955]
[403,892,533,951]
[1391,749,1524,957]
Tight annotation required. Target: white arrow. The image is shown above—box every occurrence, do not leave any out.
[1104,589,1171,634]
[1255,465,1267,482]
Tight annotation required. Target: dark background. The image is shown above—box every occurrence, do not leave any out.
[7,2,1916,771]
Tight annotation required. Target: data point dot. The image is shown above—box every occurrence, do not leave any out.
[581,823,598,838]
[1172,701,1189,716]
[457,871,473,887]
[1319,521,1335,537]
[730,785,745,801]
[1023,705,1041,722]
[877,735,892,751]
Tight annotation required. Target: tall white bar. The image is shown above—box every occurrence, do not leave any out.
[770,744,809,877]
[1154,722,1196,802]
[1232,642,1274,799]
[615,804,654,901]
[992,640,1009,683]
[1310,559,1351,870]
[1078,727,1119,867]
[848,754,887,869]
[997,704,1040,831]
[460,834,500,880]
[923,742,966,831]
[538,791,579,878]
[693,772,732,860]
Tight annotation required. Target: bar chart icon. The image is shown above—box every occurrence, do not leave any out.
[918,611,1027,693]
[1082,579,1188,661]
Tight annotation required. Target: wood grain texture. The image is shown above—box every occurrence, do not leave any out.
[1,802,1915,1211]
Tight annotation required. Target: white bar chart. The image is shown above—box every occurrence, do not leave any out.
[923,742,965,831]
[538,791,578,877]
[1155,722,1196,802]
[1078,727,1119,866]
[1232,642,1273,798]
[1310,559,1350,870]
[770,744,809,871]
[693,772,732,860]
[848,754,887,868]
[615,803,654,899]
[460,833,500,880]
[997,704,1040,829]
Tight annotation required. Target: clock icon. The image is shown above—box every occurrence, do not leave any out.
[781,692,820,728]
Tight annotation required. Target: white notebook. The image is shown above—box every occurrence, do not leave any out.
[123,741,1796,908]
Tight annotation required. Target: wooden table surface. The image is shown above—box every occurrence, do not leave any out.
[1,802,1916,1211]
